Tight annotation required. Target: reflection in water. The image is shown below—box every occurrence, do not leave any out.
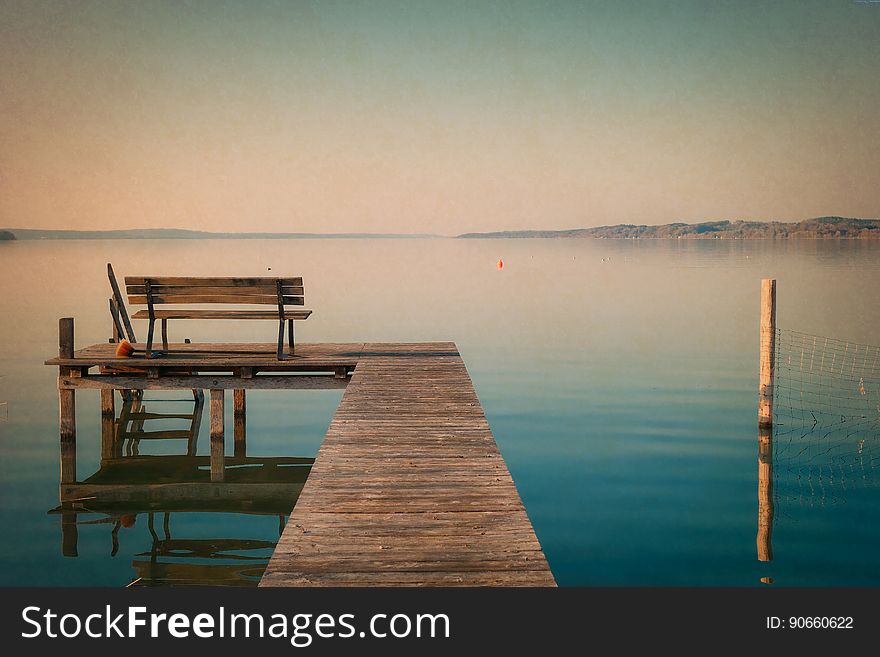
[756,426,773,563]
[50,392,312,586]
[758,326,880,572]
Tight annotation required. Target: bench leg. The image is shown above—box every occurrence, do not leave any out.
[288,319,295,356]
[277,319,285,360]
[161,318,168,351]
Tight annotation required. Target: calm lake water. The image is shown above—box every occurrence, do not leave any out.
[1,238,879,586]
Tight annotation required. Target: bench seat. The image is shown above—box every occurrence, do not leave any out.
[132,309,313,321]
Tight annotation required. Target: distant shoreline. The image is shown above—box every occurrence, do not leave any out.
[2,217,878,240]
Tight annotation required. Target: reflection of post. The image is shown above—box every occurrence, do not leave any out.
[210,389,225,482]
[100,389,116,461]
[59,318,76,482]
[758,279,776,428]
[234,389,246,458]
[61,507,78,557]
[757,425,774,562]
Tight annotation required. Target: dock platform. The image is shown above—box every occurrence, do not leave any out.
[47,332,555,587]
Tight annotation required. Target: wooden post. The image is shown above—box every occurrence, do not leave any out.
[58,319,76,483]
[210,389,225,482]
[758,279,776,428]
[60,439,77,485]
[100,389,116,461]
[233,389,246,459]
[757,425,774,562]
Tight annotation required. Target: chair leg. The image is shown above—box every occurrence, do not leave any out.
[277,319,285,360]
[288,319,295,356]
[146,319,155,358]
[161,319,168,351]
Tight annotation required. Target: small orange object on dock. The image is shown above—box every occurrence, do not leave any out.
[115,340,134,358]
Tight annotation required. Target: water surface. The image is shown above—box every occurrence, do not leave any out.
[1,238,878,586]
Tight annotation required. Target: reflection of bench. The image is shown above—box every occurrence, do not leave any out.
[108,264,312,359]
[115,394,204,457]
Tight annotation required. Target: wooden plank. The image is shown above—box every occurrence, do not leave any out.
[126,285,304,296]
[47,342,363,366]
[127,294,304,305]
[260,342,555,587]
[130,310,312,320]
[59,374,349,391]
[124,276,303,287]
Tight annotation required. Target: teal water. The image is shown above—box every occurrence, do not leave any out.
[0,238,878,586]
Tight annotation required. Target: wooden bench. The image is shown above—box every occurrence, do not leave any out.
[108,264,312,359]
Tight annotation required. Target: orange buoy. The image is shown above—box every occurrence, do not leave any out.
[115,339,135,358]
[497,259,504,270]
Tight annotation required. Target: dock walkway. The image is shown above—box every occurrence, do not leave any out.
[261,343,555,586]
[47,335,555,587]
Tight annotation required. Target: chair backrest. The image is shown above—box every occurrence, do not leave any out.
[123,277,305,307]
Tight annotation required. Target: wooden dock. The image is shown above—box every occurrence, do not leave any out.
[47,328,555,587]
[261,343,555,586]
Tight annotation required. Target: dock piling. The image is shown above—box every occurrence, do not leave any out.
[100,389,115,461]
[233,389,246,458]
[58,318,77,484]
[210,389,225,482]
[758,279,776,428]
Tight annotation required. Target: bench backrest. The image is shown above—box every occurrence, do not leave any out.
[124,277,305,307]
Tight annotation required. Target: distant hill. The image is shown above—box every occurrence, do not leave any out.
[458,217,880,239]
[2,228,438,240]
[4,217,879,240]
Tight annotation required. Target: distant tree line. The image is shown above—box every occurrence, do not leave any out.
[583,217,880,239]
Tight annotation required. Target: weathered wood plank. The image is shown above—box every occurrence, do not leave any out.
[130,310,312,320]
[124,276,303,287]
[59,375,349,390]
[127,294,304,305]
[260,342,554,587]
[126,285,304,296]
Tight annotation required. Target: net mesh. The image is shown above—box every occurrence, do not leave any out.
[771,328,880,510]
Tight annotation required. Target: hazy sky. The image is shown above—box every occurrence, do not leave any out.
[1,1,879,234]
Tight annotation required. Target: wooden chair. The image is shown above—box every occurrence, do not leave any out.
[107,264,312,359]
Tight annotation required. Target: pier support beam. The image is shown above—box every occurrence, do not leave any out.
[59,318,76,483]
[234,389,246,458]
[210,389,225,482]
[758,279,776,428]
[100,389,116,461]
